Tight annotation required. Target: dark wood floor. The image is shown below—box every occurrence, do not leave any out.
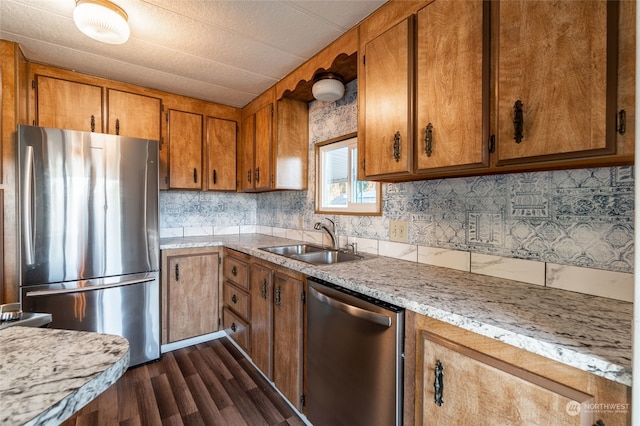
[62,337,306,426]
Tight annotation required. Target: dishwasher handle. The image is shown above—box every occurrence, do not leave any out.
[309,285,392,327]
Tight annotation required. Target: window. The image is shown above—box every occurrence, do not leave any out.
[315,133,381,215]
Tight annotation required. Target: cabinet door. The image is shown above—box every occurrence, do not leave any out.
[419,331,594,425]
[496,0,616,164]
[35,75,102,132]
[250,263,274,378]
[166,252,219,343]
[254,104,274,191]
[239,114,255,191]
[415,1,488,173]
[273,273,304,410]
[275,98,308,190]
[206,116,237,191]
[107,89,161,140]
[168,109,203,189]
[363,17,414,178]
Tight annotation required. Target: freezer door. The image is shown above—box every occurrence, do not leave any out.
[18,125,159,286]
[22,272,160,366]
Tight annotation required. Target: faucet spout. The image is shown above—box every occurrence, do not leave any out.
[314,218,338,250]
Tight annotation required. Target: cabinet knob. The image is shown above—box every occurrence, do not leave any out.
[434,360,444,406]
[231,322,237,332]
[513,100,524,144]
[231,266,237,276]
[424,123,433,157]
[231,294,238,304]
[393,131,401,162]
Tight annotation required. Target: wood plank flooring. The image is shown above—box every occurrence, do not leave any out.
[62,337,306,426]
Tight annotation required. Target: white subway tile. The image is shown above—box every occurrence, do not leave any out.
[214,225,239,235]
[378,241,418,262]
[183,226,213,237]
[256,225,273,236]
[418,247,470,272]
[349,237,379,255]
[471,253,545,286]
[160,227,184,238]
[240,224,257,234]
[272,227,288,238]
[546,263,633,302]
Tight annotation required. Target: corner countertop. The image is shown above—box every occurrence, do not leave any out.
[0,327,130,426]
[161,234,633,387]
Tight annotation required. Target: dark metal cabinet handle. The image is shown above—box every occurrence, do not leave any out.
[425,123,433,157]
[115,118,120,135]
[90,115,95,132]
[261,279,267,299]
[193,168,198,183]
[212,169,217,184]
[275,286,282,308]
[255,167,260,183]
[231,294,238,304]
[231,266,237,276]
[617,109,626,135]
[230,322,237,332]
[174,264,179,281]
[393,131,401,162]
[434,360,444,406]
[513,100,524,144]
[247,169,252,184]
[488,134,496,154]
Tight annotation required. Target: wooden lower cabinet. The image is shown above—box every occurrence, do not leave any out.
[405,311,631,425]
[161,247,220,344]
[250,262,274,377]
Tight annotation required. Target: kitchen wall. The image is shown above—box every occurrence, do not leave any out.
[160,79,634,287]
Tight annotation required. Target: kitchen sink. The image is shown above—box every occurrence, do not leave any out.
[260,244,366,264]
[260,244,326,256]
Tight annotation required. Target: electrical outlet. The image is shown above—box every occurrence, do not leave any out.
[389,220,408,243]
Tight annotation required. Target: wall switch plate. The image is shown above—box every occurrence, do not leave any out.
[389,220,408,243]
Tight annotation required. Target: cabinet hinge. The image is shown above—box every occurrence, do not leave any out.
[300,394,305,406]
[31,80,36,89]
[301,290,305,303]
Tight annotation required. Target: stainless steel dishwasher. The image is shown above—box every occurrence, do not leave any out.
[306,277,404,426]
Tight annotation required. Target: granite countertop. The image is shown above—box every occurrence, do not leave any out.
[161,234,633,387]
[1,327,130,426]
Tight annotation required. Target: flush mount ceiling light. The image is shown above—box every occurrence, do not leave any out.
[312,72,345,102]
[73,0,130,45]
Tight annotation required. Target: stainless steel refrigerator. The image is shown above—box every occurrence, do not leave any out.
[18,125,160,366]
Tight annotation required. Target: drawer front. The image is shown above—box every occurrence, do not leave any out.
[223,307,250,352]
[224,281,250,320]
[223,256,250,290]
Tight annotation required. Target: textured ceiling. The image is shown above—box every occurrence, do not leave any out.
[0,0,385,108]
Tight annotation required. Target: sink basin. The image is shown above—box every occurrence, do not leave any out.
[260,244,367,265]
[260,244,326,256]
[291,250,364,265]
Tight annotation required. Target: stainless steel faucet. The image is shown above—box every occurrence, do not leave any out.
[314,218,339,250]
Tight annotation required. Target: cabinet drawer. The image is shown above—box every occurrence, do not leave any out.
[224,281,250,320]
[223,307,250,352]
[224,256,250,290]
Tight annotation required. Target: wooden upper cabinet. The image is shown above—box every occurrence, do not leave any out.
[275,98,308,190]
[239,114,256,191]
[35,75,103,132]
[495,0,617,164]
[363,17,414,178]
[168,109,203,190]
[415,1,488,173]
[107,89,161,140]
[206,116,237,191]
[254,103,274,191]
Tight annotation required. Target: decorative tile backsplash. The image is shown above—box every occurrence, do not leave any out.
[161,79,634,275]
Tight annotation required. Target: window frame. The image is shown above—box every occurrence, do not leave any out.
[314,132,381,215]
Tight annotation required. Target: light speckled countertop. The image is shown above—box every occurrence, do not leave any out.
[1,327,129,426]
[161,234,632,387]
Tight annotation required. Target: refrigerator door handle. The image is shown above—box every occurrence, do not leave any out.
[25,276,156,297]
[309,285,392,327]
[22,145,36,266]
